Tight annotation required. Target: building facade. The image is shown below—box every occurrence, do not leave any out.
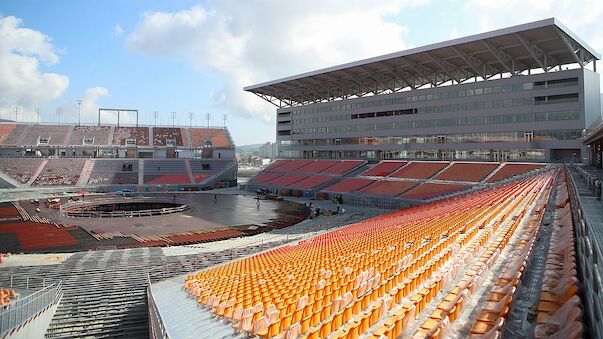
[246,18,601,163]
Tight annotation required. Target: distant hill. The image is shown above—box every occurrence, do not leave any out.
[236,144,263,152]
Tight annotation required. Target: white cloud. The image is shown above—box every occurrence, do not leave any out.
[449,28,460,40]
[82,86,110,123]
[0,16,69,122]
[461,0,603,54]
[126,1,427,123]
[113,23,124,37]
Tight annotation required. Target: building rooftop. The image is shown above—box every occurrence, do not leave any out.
[245,18,600,108]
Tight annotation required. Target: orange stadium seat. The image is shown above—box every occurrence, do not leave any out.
[184,170,556,338]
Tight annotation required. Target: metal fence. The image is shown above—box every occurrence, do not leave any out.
[0,275,63,338]
[147,276,169,339]
[565,166,603,339]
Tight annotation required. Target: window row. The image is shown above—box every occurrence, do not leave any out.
[290,110,581,135]
[286,77,579,116]
[291,149,546,161]
[287,129,582,147]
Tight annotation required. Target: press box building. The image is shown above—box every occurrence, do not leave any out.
[245,18,601,163]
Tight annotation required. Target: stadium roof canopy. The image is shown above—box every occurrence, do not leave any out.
[244,18,600,108]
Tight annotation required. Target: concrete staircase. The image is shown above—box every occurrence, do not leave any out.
[149,127,154,147]
[482,163,505,183]
[27,159,49,185]
[184,128,193,147]
[184,159,196,184]
[107,126,115,146]
[63,126,75,145]
[77,159,96,186]
[15,125,31,145]
[150,277,240,339]
[138,159,145,185]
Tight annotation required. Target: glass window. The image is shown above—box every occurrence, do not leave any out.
[475,88,483,95]
[484,87,492,95]
[503,85,513,92]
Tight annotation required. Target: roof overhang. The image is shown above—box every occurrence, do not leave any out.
[244,18,600,108]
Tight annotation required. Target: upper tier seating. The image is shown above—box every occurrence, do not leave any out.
[189,128,232,148]
[0,124,26,145]
[486,163,545,183]
[153,128,185,146]
[401,182,471,200]
[112,127,150,146]
[390,161,448,179]
[0,158,43,183]
[33,159,85,186]
[0,124,16,144]
[324,178,375,193]
[67,125,111,145]
[434,162,499,182]
[359,180,417,197]
[21,125,70,145]
[185,172,553,339]
[361,161,407,177]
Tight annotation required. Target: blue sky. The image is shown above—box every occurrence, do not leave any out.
[1,0,602,145]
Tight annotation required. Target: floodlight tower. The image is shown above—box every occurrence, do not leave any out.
[171,112,177,127]
[77,99,82,125]
[188,112,194,127]
[56,107,63,124]
[205,112,211,128]
[222,113,227,129]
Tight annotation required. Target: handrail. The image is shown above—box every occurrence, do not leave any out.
[0,275,63,338]
[147,275,170,339]
[564,165,603,338]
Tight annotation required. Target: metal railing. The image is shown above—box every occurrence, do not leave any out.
[60,197,190,218]
[0,275,63,338]
[565,166,603,338]
[147,276,169,339]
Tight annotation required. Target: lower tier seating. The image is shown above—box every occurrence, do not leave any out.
[184,172,555,338]
[0,158,43,183]
[486,163,546,183]
[33,159,85,186]
[402,183,471,200]
[359,180,417,197]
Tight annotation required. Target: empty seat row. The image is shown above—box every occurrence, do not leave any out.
[33,159,85,186]
[434,162,499,182]
[67,125,111,145]
[534,176,583,338]
[188,128,233,148]
[184,172,554,338]
[0,158,43,184]
[486,163,545,183]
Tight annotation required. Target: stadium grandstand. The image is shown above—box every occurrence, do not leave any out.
[245,18,600,163]
[0,123,237,190]
[2,17,603,339]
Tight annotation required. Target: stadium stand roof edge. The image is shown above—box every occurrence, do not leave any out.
[244,18,600,107]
